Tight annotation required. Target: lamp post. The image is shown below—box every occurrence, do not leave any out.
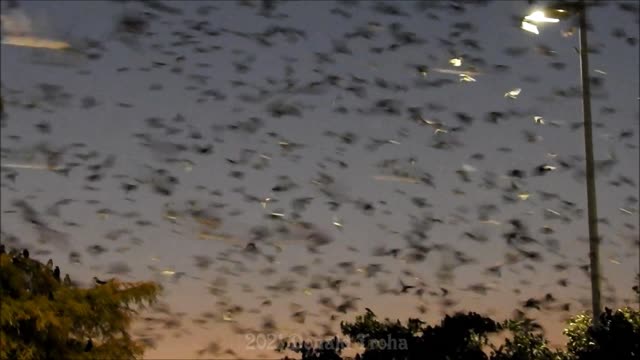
[521,0,602,323]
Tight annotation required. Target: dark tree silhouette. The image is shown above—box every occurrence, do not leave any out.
[491,318,560,360]
[340,311,499,360]
[419,312,499,360]
[280,307,640,360]
[563,307,640,360]
[278,336,346,360]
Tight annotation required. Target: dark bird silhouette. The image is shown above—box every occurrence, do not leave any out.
[93,276,108,285]
[524,298,541,310]
[400,279,416,293]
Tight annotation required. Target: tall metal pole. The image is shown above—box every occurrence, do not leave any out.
[577,3,602,324]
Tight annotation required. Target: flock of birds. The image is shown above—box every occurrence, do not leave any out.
[0,0,639,358]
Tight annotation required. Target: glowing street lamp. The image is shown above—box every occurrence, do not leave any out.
[522,1,603,324]
[521,9,564,33]
[525,10,560,23]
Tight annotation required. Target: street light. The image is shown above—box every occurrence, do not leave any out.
[521,0,603,324]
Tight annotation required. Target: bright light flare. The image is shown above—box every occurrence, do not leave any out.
[0,162,62,170]
[524,11,560,23]
[434,68,480,76]
[518,193,531,200]
[1,35,71,50]
[332,215,343,229]
[459,74,476,82]
[372,175,419,184]
[461,164,476,172]
[504,88,522,99]
[222,312,234,321]
[480,220,501,225]
[521,21,539,34]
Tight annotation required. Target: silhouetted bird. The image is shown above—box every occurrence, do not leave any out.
[400,280,415,293]
[509,169,525,178]
[63,274,72,286]
[524,298,541,310]
[22,249,29,259]
[46,259,53,269]
[93,276,107,285]
[245,242,257,252]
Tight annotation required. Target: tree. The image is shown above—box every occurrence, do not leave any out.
[0,247,161,360]
[563,307,640,360]
[420,312,499,360]
[278,306,640,360]
[491,318,561,360]
[340,311,416,360]
[340,311,499,360]
[277,336,346,360]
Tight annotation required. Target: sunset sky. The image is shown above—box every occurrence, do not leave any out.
[1,1,638,359]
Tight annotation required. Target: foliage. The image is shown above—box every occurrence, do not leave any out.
[563,307,640,360]
[340,311,499,360]
[0,250,161,360]
[3,246,639,360]
[278,336,346,360]
[491,318,562,360]
[280,307,640,360]
[340,311,419,360]
[420,312,499,360]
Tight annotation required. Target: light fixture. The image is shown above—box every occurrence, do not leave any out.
[521,1,604,323]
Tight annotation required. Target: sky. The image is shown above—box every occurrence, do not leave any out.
[0,0,639,359]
